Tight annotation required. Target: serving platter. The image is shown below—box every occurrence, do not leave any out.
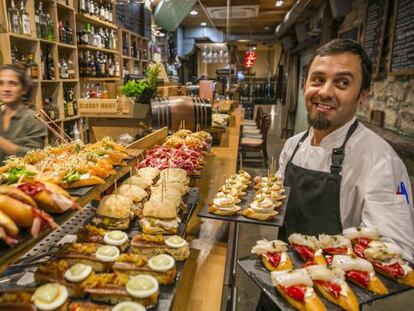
[237,250,414,310]
[197,187,290,227]
[0,187,199,310]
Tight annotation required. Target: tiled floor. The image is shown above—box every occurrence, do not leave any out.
[235,103,286,311]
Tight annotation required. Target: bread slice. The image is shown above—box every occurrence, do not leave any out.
[261,254,292,272]
[241,208,278,221]
[367,277,389,295]
[208,205,240,216]
[275,285,327,311]
[314,283,359,311]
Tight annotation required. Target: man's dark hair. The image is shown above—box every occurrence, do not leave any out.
[0,64,33,103]
[306,39,372,93]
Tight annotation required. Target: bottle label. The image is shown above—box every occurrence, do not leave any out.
[22,15,31,34]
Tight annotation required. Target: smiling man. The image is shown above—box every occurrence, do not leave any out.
[277,39,414,260]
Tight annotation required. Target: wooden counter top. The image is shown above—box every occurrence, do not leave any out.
[172,107,243,311]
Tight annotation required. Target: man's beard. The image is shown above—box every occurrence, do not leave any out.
[308,112,332,130]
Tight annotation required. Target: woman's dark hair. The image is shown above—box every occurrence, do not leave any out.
[306,39,372,93]
[0,64,34,104]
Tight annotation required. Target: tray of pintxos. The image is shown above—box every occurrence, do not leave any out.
[198,171,290,227]
[237,228,414,310]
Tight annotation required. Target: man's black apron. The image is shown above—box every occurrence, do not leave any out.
[256,120,359,311]
[279,119,359,239]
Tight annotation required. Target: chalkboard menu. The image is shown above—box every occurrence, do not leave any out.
[363,0,388,78]
[390,0,414,74]
[115,3,146,36]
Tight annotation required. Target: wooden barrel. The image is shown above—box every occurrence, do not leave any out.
[151,96,212,132]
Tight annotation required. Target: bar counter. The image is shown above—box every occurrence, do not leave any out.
[172,107,243,310]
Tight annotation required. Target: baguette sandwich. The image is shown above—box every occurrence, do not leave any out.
[251,239,292,271]
[130,234,190,261]
[288,233,327,265]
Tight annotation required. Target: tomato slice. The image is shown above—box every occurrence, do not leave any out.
[345,270,370,288]
[282,285,306,302]
[292,244,314,262]
[315,280,341,299]
[263,252,281,268]
[322,247,348,255]
[372,261,405,279]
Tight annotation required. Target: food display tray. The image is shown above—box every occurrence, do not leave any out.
[0,187,200,311]
[237,250,414,310]
[197,187,290,227]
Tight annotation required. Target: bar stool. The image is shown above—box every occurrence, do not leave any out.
[240,114,271,167]
[242,106,262,127]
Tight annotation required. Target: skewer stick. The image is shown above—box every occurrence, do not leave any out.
[114,180,118,198]
[183,120,186,130]
[129,168,132,188]
[39,109,73,142]
[17,173,25,184]
[196,123,200,132]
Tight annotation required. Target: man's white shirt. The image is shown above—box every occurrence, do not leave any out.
[277,117,414,261]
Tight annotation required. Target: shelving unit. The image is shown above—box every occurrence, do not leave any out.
[0,0,151,143]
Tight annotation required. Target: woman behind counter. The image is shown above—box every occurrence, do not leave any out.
[0,64,46,164]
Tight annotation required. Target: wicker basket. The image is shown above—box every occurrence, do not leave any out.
[78,99,120,114]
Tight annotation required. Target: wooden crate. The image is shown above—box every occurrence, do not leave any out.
[78,99,120,114]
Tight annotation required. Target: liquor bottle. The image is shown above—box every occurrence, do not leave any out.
[11,47,20,65]
[20,1,31,35]
[26,53,39,79]
[99,53,106,77]
[115,57,120,77]
[109,30,116,50]
[65,21,73,44]
[8,0,21,33]
[88,0,94,15]
[44,97,58,120]
[46,46,55,80]
[58,21,65,43]
[92,27,101,48]
[46,14,55,41]
[94,1,99,16]
[40,6,48,39]
[79,0,86,13]
[41,50,46,79]
[108,3,113,22]
[132,40,137,58]
[104,3,109,21]
[102,83,109,99]
[107,56,114,77]
[35,2,42,37]
[99,1,105,20]
[59,58,68,79]
[123,36,129,56]
[68,59,75,79]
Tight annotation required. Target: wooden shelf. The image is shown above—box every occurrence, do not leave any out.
[39,38,57,45]
[80,77,120,81]
[123,55,132,60]
[78,45,119,54]
[58,42,77,49]
[41,80,61,83]
[8,33,37,41]
[62,79,79,83]
[76,13,118,30]
[56,2,75,11]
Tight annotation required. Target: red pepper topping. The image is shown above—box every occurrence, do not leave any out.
[354,237,372,247]
[353,238,371,258]
[263,252,281,268]
[17,181,45,197]
[345,270,370,288]
[372,261,405,279]
[325,255,333,265]
[315,280,342,299]
[323,247,348,255]
[292,244,314,262]
[283,285,307,302]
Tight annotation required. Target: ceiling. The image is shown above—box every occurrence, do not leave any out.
[180,0,297,36]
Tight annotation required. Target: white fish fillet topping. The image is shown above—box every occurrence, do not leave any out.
[332,255,374,273]
[271,269,313,288]
[288,233,319,250]
[342,227,379,240]
[251,239,288,255]
[318,234,352,249]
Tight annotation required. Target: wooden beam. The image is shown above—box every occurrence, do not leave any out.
[126,127,168,150]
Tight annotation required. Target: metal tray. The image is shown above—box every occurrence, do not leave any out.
[237,250,414,310]
[0,187,200,311]
[197,187,290,227]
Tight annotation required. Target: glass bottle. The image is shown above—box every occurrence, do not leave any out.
[20,1,31,35]
[8,0,21,33]
[35,2,42,37]
[46,14,55,41]
[26,52,39,79]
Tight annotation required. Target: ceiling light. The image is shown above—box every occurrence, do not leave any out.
[190,10,198,16]
[275,0,284,7]
[252,46,257,50]
[264,26,270,30]
[201,22,207,26]
[238,39,250,42]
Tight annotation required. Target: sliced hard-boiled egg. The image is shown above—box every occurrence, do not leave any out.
[148,254,175,272]
[32,283,68,311]
[95,245,120,262]
[104,230,129,246]
[165,235,187,248]
[64,263,92,282]
[126,275,159,298]
[111,301,146,311]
